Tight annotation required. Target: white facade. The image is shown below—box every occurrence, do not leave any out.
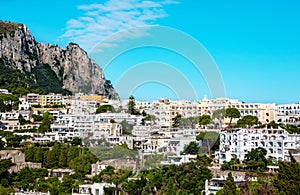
[72,183,115,195]
[277,103,300,115]
[51,114,122,140]
[216,128,300,164]
[122,129,196,155]
[0,89,11,94]
[97,112,144,125]
[276,103,300,124]
[19,97,30,110]
[160,154,197,166]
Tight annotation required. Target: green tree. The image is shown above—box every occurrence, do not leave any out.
[256,180,275,195]
[59,146,68,168]
[32,114,43,122]
[122,177,147,195]
[179,117,196,128]
[217,172,238,195]
[244,147,267,170]
[267,120,279,129]
[225,108,241,127]
[184,141,199,155]
[172,113,182,128]
[38,112,53,133]
[128,96,137,115]
[198,114,212,126]
[144,114,155,121]
[96,104,115,113]
[18,114,30,125]
[59,174,74,193]
[273,153,300,194]
[0,185,12,195]
[236,115,259,128]
[0,139,5,150]
[239,172,251,195]
[0,159,14,184]
[71,137,82,146]
[68,149,97,176]
[165,178,176,195]
[0,100,5,112]
[14,87,29,96]
[67,146,80,165]
[34,147,45,164]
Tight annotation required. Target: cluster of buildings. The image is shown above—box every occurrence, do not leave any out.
[135,96,278,128]
[1,89,300,195]
[1,91,300,159]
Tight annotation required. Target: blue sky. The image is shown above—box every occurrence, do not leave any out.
[1,0,300,104]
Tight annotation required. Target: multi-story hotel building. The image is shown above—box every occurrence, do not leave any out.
[216,128,300,163]
[276,103,300,124]
[146,97,276,128]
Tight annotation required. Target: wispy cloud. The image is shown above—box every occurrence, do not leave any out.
[60,0,179,52]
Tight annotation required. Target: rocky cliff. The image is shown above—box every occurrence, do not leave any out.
[0,21,119,99]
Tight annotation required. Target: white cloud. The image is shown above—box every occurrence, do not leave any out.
[60,0,178,52]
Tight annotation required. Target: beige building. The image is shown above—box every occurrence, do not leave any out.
[149,98,200,128]
[147,97,276,128]
[198,96,276,125]
[26,93,41,105]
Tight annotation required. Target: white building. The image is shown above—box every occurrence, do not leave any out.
[276,103,300,124]
[72,183,115,195]
[160,154,197,166]
[277,103,300,115]
[0,89,11,94]
[97,112,144,125]
[216,128,300,164]
[51,114,122,140]
[19,97,30,110]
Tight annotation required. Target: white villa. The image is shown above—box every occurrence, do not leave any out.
[216,128,300,163]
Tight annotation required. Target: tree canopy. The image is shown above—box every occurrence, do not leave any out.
[225,108,241,127]
[273,153,300,195]
[37,112,53,133]
[183,141,199,155]
[236,115,259,128]
[198,114,212,126]
[217,172,238,195]
[244,147,267,170]
[128,96,138,115]
[96,104,115,113]
[172,113,182,128]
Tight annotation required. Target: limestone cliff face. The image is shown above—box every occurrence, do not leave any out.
[0,21,119,99]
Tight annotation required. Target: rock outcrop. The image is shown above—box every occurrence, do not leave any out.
[0,21,119,99]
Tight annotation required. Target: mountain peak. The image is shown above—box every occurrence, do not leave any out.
[0,21,23,34]
[0,21,119,100]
